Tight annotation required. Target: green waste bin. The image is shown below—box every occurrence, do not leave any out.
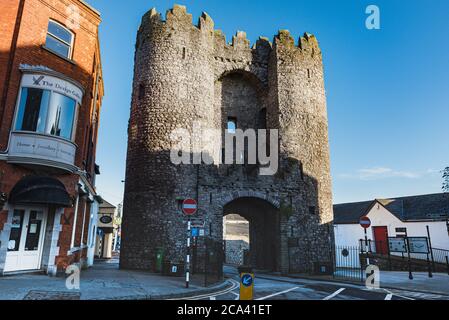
[155,247,164,273]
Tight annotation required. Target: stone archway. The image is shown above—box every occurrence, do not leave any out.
[222,195,280,271]
[217,190,281,210]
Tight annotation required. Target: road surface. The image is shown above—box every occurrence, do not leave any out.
[185,266,449,301]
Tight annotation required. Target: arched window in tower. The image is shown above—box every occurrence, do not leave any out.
[227,117,237,134]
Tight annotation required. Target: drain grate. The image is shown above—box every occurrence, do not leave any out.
[23,290,81,300]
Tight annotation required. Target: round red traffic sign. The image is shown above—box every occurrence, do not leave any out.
[182,199,197,216]
[359,216,371,229]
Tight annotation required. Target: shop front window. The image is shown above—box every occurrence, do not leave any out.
[15,87,77,141]
[8,210,25,252]
[24,211,44,251]
[15,88,50,133]
[47,92,76,139]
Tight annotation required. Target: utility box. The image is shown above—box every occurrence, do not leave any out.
[162,261,184,277]
[313,262,333,275]
[155,247,164,273]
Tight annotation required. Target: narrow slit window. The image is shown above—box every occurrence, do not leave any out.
[138,84,145,100]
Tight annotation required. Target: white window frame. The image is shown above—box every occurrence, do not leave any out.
[46,20,74,59]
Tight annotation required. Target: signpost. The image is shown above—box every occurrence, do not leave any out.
[359,216,371,246]
[408,236,432,278]
[402,229,414,280]
[426,226,436,273]
[359,216,371,266]
[388,237,407,253]
[240,273,255,300]
[408,237,430,254]
[359,216,371,229]
[395,227,407,233]
[182,199,198,288]
[182,199,198,216]
[389,233,434,279]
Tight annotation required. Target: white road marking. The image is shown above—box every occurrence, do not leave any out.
[385,293,393,300]
[383,289,415,301]
[256,286,300,300]
[323,288,346,300]
[168,279,240,300]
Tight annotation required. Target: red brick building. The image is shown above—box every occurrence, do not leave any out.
[0,0,104,275]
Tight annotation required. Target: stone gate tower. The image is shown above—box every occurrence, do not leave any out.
[121,5,334,274]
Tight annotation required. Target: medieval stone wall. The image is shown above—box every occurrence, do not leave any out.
[122,5,334,274]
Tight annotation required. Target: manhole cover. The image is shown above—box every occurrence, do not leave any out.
[23,290,81,300]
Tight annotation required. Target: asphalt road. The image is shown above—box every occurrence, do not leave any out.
[185,266,449,301]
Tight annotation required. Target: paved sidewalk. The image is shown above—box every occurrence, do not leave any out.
[378,271,449,295]
[0,259,230,300]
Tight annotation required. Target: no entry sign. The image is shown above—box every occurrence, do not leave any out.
[182,198,197,216]
[359,216,371,229]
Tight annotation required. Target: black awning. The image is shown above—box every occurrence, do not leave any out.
[9,176,72,207]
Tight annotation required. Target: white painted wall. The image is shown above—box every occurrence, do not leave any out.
[334,202,449,268]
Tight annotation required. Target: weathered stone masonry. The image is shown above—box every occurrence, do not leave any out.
[121,5,334,274]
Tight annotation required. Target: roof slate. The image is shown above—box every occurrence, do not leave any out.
[334,193,449,224]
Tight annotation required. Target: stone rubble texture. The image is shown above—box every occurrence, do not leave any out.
[121,5,334,274]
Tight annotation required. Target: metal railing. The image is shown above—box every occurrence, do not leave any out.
[334,245,364,282]
[360,239,449,274]
[334,241,449,282]
[361,239,449,263]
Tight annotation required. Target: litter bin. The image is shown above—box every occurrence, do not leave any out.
[155,247,164,273]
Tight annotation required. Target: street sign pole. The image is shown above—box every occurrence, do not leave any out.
[186,217,191,288]
[359,216,371,267]
[426,225,435,272]
[364,228,370,266]
[364,228,368,248]
[182,198,198,289]
[405,229,413,280]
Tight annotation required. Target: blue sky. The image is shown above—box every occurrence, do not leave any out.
[88,0,449,206]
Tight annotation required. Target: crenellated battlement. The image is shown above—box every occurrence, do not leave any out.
[232,31,250,49]
[274,29,321,57]
[139,4,320,56]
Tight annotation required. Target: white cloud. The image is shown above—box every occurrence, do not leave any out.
[339,167,421,180]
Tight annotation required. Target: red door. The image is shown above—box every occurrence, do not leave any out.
[373,226,389,254]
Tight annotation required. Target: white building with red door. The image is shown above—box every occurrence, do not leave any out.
[333,193,449,261]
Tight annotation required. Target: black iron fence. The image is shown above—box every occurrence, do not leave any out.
[432,247,449,265]
[334,245,364,282]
